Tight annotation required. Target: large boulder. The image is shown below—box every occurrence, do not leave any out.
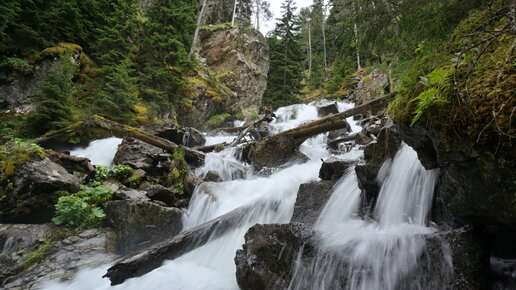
[1,158,81,223]
[313,100,339,117]
[180,25,269,129]
[354,68,390,108]
[45,150,95,182]
[319,157,354,181]
[142,123,205,147]
[1,225,115,289]
[355,120,402,214]
[291,181,336,226]
[104,200,183,254]
[402,228,490,289]
[235,223,315,290]
[396,120,515,231]
[243,135,308,170]
[113,137,171,177]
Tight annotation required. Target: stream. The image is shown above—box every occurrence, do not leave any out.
[42,101,443,290]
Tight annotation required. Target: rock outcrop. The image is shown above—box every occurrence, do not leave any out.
[1,157,81,223]
[0,44,83,113]
[104,200,183,254]
[235,223,315,290]
[179,24,269,129]
[291,181,336,226]
[1,224,115,289]
[353,68,390,107]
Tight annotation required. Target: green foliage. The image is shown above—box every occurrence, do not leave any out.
[264,0,304,108]
[110,164,133,180]
[94,165,110,182]
[0,139,45,184]
[52,185,114,228]
[409,88,444,126]
[18,240,55,269]
[207,114,231,127]
[25,54,77,135]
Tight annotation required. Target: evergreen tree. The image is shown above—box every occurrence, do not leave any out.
[137,0,196,114]
[26,55,76,135]
[264,0,303,108]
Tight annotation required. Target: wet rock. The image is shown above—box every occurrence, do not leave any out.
[355,122,401,215]
[203,171,223,182]
[112,185,149,202]
[244,135,308,170]
[355,131,373,145]
[235,223,315,290]
[396,120,515,230]
[0,224,56,285]
[292,181,336,226]
[491,257,516,289]
[1,158,81,223]
[319,157,354,181]
[45,150,95,182]
[314,100,339,117]
[142,123,205,147]
[354,69,390,107]
[104,200,183,254]
[113,138,171,177]
[145,184,178,206]
[402,228,490,289]
[327,126,352,140]
[1,227,115,289]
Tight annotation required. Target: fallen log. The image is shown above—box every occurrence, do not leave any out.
[244,94,395,169]
[103,200,271,285]
[35,115,205,166]
[230,111,276,146]
[327,132,360,146]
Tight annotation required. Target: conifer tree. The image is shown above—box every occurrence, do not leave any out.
[264,0,303,108]
[26,55,76,134]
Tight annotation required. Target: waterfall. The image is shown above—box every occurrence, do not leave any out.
[42,101,360,290]
[69,137,122,167]
[41,101,444,290]
[289,143,440,290]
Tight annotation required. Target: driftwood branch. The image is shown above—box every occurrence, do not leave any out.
[327,132,359,146]
[230,112,276,146]
[103,201,271,285]
[35,116,205,166]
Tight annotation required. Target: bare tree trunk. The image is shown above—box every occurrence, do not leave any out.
[354,22,361,70]
[255,0,260,30]
[308,23,312,78]
[231,0,238,26]
[190,0,208,55]
[322,3,328,70]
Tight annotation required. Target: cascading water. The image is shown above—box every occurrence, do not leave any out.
[42,101,444,290]
[43,101,361,290]
[289,143,442,290]
[69,137,123,167]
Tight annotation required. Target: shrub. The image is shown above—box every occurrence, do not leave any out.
[207,113,231,127]
[110,164,133,180]
[52,185,114,228]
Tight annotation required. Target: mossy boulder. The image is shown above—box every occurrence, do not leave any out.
[0,141,80,223]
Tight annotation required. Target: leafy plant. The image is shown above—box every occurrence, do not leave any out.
[207,114,231,127]
[52,185,114,228]
[110,164,133,180]
[94,165,110,181]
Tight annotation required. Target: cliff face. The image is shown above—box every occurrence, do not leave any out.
[178,24,269,129]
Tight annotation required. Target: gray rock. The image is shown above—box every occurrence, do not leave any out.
[145,184,178,206]
[235,223,315,290]
[314,100,339,117]
[1,158,81,223]
[354,69,390,108]
[203,171,223,182]
[45,150,95,182]
[104,200,183,254]
[1,226,115,289]
[180,25,269,129]
[142,123,206,147]
[113,185,150,202]
[319,157,354,180]
[243,134,309,170]
[402,228,490,289]
[291,181,336,226]
[113,138,171,177]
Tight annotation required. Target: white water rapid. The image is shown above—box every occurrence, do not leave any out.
[289,143,440,290]
[69,137,123,167]
[42,100,441,290]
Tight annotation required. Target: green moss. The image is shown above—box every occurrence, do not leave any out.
[207,113,231,128]
[0,140,45,184]
[18,240,55,269]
